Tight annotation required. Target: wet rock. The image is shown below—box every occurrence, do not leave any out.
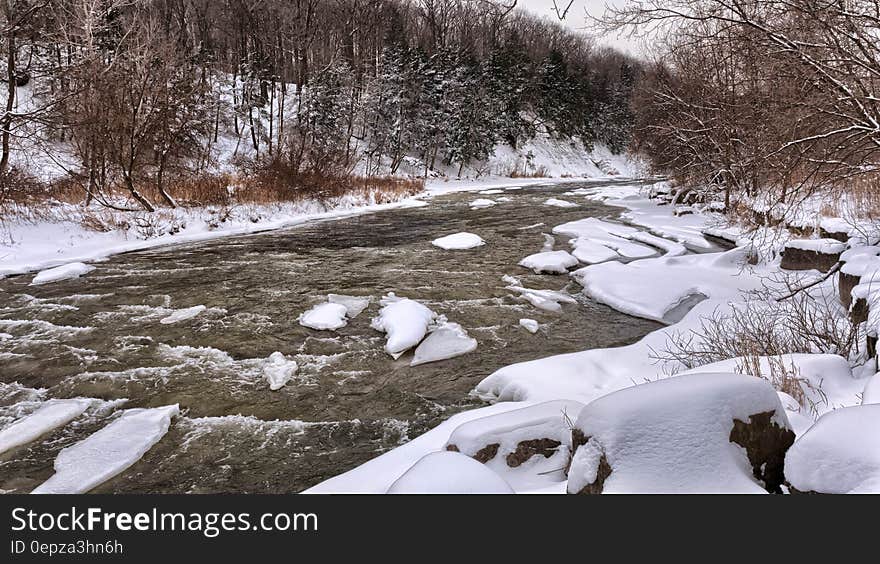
[780,240,845,273]
[729,411,796,494]
[505,438,562,468]
[838,270,860,309]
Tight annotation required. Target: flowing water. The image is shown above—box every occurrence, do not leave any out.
[0,180,664,493]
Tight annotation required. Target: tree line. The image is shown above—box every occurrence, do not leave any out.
[0,0,640,211]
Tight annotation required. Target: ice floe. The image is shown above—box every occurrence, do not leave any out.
[519,319,539,333]
[469,198,497,209]
[263,352,299,390]
[431,232,486,250]
[159,305,207,324]
[30,262,95,285]
[371,294,437,359]
[0,399,94,455]
[518,250,578,274]
[411,322,477,366]
[299,302,350,331]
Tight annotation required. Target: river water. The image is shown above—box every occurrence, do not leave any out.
[0,180,662,493]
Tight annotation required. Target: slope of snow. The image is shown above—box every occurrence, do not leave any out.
[785,405,880,493]
[411,322,477,366]
[32,405,179,494]
[159,305,207,325]
[371,294,437,359]
[263,352,299,391]
[299,302,350,331]
[386,451,514,494]
[864,372,880,405]
[30,262,95,285]
[0,399,94,455]
[518,250,578,274]
[431,232,486,250]
[567,373,789,494]
[572,247,764,323]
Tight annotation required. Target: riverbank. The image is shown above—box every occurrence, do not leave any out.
[309,181,879,494]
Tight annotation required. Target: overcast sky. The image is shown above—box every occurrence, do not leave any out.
[518,0,646,56]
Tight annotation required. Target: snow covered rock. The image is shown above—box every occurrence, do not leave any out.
[32,405,179,494]
[411,322,477,366]
[864,372,880,405]
[160,305,207,325]
[431,232,486,250]
[519,319,539,334]
[386,451,514,494]
[544,198,578,208]
[0,399,94,455]
[327,294,371,319]
[519,250,579,274]
[445,400,584,489]
[299,302,350,331]
[469,198,497,209]
[263,352,298,391]
[785,405,880,493]
[371,294,437,359]
[780,239,846,273]
[567,373,795,494]
[31,262,95,285]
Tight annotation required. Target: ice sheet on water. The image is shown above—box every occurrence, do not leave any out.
[371,294,437,359]
[299,302,349,331]
[411,322,477,366]
[30,262,95,285]
[518,250,578,274]
[544,198,578,208]
[327,294,371,318]
[431,232,486,250]
[159,305,207,324]
[519,319,539,333]
[0,398,95,455]
[263,352,299,391]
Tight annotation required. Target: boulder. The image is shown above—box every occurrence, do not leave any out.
[780,239,845,273]
[785,405,880,494]
[567,373,795,494]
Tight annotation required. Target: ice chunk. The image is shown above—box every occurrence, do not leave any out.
[263,352,298,391]
[0,399,94,455]
[567,373,792,494]
[518,250,578,274]
[431,232,486,250]
[327,294,371,319]
[371,295,437,359]
[159,305,207,324]
[31,263,95,285]
[519,319,539,333]
[386,451,514,494]
[469,198,497,209]
[544,198,578,208]
[785,405,880,493]
[505,283,577,312]
[411,322,477,366]
[299,302,349,331]
[32,405,179,494]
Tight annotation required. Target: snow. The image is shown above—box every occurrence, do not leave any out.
[864,372,880,405]
[479,189,504,195]
[553,217,657,259]
[299,302,350,331]
[572,247,763,323]
[411,322,477,366]
[432,232,486,250]
[504,276,578,312]
[327,294,371,318]
[371,294,437,359]
[263,352,299,391]
[518,250,579,274]
[386,451,514,494]
[785,238,846,254]
[159,305,207,325]
[30,262,95,285]
[544,198,578,208]
[785,405,880,493]
[519,319,539,334]
[0,399,94,455]
[570,239,620,265]
[32,405,179,494]
[469,198,497,209]
[567,373,790,494]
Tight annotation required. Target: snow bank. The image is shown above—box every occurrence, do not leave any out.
[518,250,578,274]
[32,405,179,494]
[785,405,880,493]
[544,198,578,208]
[30,262,95,285]
[263,352,299,391]
[159,305,207,325]
[386,451,514,494]
[371,294,437,359]
[411,322,477,366]
[519,319,539,334]
[864,372,880,405]
[573,247,762,323]
[0,399,94,455]
[299,302,350,331]
[431,232,486,250]
[567,373,792,494]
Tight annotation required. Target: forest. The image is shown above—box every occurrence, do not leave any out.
[0,0,638,212]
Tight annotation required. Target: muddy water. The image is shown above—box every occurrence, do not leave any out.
[0,181,662,493]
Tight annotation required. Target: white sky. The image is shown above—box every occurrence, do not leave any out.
[518,0,647,56]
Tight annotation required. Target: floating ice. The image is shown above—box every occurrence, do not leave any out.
[519,250,578,274]
[371,294,437,359]
[544,198,578,208]
[159,305,207,324]
[431,232,486,250]
[411,322,477,366]
[299,302,349,331]
[327,294,371,318]
[263,352,299,390]
[31,263,95,285]
[519,319,539,334]
[469,198,497,209]
[0,399,94,455]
